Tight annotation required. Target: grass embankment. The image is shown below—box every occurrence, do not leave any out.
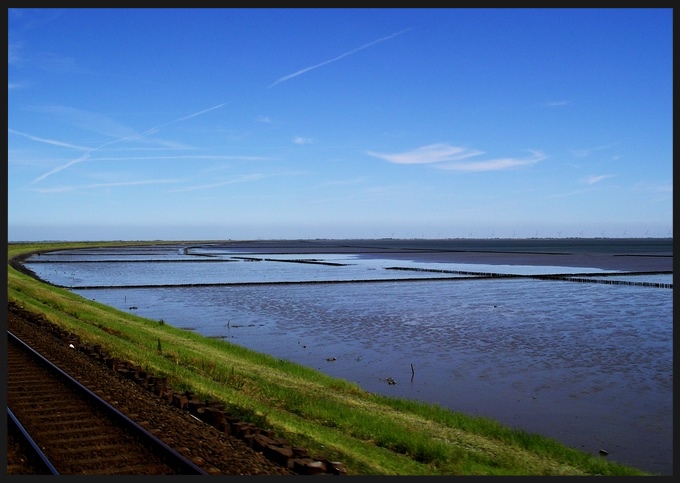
[6,241,653,475]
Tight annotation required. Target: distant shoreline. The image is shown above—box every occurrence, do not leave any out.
[356,250,673,272]
[11,238,673,273]
[206,238,673,272]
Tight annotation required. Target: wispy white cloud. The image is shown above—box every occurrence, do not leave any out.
[119,102,227,141]
[570,144,617,157]
[8,128,91,150]
[633,181,673,193]
[321,176,367,186]
[155,102,227,128]
[436,150,547,172]
[367,143,482,165]
[9,34,77,74]
[9,8,64,32]
[33,52,77,74]
[29,102,227,141]
[8,40,22,65]
[582,174,615,185]
[33,153,97,184]
[28,104,140,140]
[88,155,271,162]
[168,173,272,193]
[29,178,182,194]
[269,27,413,88]
[27,102,228,184]
[293,136,313,145]
[543,187,596,199]
[543,100,570,107]
[169,170,307,193]
[367,143,546,172]
[123,137,195,151]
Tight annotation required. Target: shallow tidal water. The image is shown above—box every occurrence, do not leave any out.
[24,239,673,475]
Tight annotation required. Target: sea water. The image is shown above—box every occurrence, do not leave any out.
[22,239,673,475]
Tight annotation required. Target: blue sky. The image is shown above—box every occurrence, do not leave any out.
[8,8,673,241]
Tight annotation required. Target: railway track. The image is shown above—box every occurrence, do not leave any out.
[7,330,208,475]
[7,407,56,475]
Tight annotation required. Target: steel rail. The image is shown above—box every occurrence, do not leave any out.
[7,330,209,475]
[7,407,60,475]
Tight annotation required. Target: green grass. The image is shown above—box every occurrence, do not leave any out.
[6,241,656,475]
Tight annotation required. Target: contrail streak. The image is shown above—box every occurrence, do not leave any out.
[29,102,228,184]
[8,128,91,151]
[174,102,227,122]
[31,152,91,184]
[269,27,413,88]
[142,102,228,135]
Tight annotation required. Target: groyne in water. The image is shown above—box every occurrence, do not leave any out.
[384,266,673,289]
[25,258,236,263]
[24,257,672,290]
[61,271,672,290]
[536,275,672,289]
[64,276,486,290]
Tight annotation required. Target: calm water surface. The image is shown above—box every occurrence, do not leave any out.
[23,239,673,475]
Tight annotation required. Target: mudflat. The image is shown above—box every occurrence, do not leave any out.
[218,239,673,272]
[357,250,673,272]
